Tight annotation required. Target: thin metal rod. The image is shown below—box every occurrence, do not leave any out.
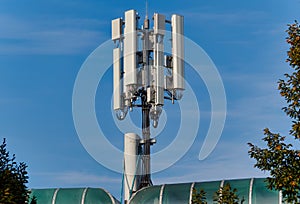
[145,0,148,19]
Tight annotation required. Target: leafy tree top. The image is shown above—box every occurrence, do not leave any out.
[279,21,300,139]
[248,21,300,203]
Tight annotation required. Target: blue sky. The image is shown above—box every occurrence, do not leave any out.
[0,0,300,200]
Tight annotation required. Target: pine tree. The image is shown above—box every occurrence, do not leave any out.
[191,188,208,204]
[0,138,29,203]
[213,183,244,204]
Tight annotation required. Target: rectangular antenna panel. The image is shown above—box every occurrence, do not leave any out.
[113,47,122,110]
[154,13,166,35]
[171,14,185,90]
[112,18,122,40]
[123,10,137,87]
[154,42,164,105]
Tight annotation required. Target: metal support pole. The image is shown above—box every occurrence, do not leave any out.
[138,16,153,189]
[139,91,152,188]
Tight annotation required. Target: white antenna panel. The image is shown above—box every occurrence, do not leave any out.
[123,10,138,88]
[154,41,164,105]
[154,13,165,35]
[111,18,122,41]
[113,47,122,110]
[171,14,184,90]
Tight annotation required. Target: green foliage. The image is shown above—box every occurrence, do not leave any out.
[213,183,244,204]
[0,138,29,204]
[191,183,244,204]
[279,21,300,140]
[191,188,207,204]
[248,21,300,203]
[248,129,300,203]
[30,196,37,204]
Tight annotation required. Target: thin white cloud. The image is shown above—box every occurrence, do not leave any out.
[153,161,266,185]
[184,10,267,25]
[0,97,30,105]
[152,139,267,185]
[55,171,120,185]
[31,171,120,186]
[0,14,107,55]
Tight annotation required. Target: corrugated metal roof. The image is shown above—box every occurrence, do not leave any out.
[29,187,120,204]
[128,178,280,204]
[29,178,280,204]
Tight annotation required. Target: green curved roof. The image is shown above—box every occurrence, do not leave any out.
[29,187,120,204]
[129,178,280,204]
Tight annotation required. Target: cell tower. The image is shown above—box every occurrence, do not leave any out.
[112,9,184,203]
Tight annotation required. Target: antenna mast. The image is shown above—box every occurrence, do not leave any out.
[112,9,185,203]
